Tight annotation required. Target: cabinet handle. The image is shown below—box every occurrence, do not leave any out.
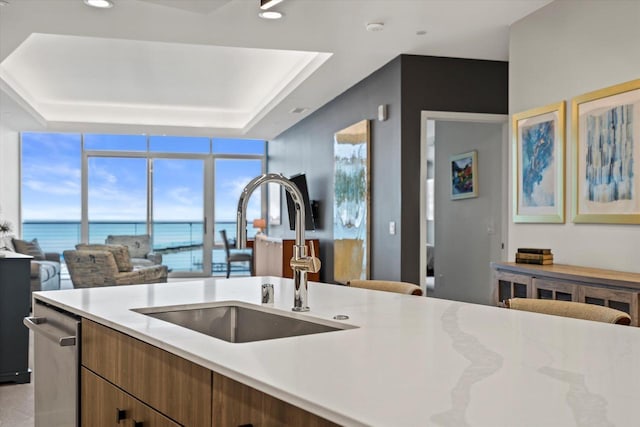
[115,408,127,423]
[238,424,254,427]
[133,420,144,427]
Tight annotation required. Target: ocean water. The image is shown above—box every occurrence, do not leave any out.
[22,221,252,274]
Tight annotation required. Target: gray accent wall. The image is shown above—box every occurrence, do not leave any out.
[269,55,508,285]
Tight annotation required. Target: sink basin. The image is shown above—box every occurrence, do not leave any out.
[134,302,356,343]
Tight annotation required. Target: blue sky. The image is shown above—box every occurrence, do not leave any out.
[22,133,263,222]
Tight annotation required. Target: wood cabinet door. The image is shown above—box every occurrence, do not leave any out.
[578,286,639,326]
[82,368,180,427]
[532,278,578,301]
[494,270,532,305]
[212,373,338,427]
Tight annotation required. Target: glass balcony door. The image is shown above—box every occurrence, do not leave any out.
[152,157,207,274]
[213,158,263,276]
[82,151,264,278]
[85,155,211,276]
[86,156,148,243]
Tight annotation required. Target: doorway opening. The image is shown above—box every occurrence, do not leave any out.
[420,112,508,304]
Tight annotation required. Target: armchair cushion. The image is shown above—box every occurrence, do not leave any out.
[105,234,162,266]
[12,238,45,260]
[2,237,60,292]
[146,252,163,265]
[76,244,133,272]
[31,260,60,291]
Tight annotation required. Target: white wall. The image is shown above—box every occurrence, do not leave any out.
[0,121,20,234]
[509,0,640,272]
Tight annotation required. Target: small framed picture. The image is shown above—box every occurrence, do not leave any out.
[572,79,640,224]
[512,101,566,223]
[449,150,478,200]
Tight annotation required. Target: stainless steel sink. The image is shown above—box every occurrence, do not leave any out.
[134,302,355,343]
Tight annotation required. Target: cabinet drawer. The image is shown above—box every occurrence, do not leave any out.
[213,373,339,427]
[82,368,180,427]
[82,319,212,426]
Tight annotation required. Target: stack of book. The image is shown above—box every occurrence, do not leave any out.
[515,248,553,265]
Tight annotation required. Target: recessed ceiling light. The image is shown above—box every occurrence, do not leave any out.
[83,0,114,9]
[260,0,283,10]
[365,22,384,32]
[258,10,283,19]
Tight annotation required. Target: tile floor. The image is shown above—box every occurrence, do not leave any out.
[0,332,34,427]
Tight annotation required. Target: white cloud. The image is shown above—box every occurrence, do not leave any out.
[167,187,197,206]
[24,179,80,195]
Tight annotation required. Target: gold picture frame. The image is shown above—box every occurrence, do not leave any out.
[512,101,566,223]
[572,79,640,224]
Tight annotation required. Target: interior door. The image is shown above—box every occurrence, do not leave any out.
[431,120,505,305]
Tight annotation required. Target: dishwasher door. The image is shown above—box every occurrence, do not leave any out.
[24,301,80,427]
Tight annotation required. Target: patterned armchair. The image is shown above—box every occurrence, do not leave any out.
[64,246,168,288]
[105,234,162,267]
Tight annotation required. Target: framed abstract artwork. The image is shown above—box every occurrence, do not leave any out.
[512,101,566,223]
[572,79,640,224]
[449,150,478,200]
[333,119,370,284]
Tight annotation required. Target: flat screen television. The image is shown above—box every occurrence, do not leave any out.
[286,173,316,231]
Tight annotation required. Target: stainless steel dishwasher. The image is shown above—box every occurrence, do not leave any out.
[24,300,81,427]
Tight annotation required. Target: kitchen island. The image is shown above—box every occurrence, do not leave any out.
[33,276,640,426]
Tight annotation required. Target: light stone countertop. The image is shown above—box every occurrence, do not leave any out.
[33,277,640,426]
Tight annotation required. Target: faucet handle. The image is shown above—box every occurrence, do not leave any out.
[289,242,321,273]
[307,242,321,273]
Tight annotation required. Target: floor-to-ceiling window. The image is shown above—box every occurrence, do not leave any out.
[21,133,82,255]
[21,132,265,278]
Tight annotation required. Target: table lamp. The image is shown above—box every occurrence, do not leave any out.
[252,218,267,235]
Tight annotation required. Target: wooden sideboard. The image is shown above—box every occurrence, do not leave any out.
[491,262,640,326]
[254,235,320,282]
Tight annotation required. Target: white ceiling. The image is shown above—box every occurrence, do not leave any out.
[0,0,552,140]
